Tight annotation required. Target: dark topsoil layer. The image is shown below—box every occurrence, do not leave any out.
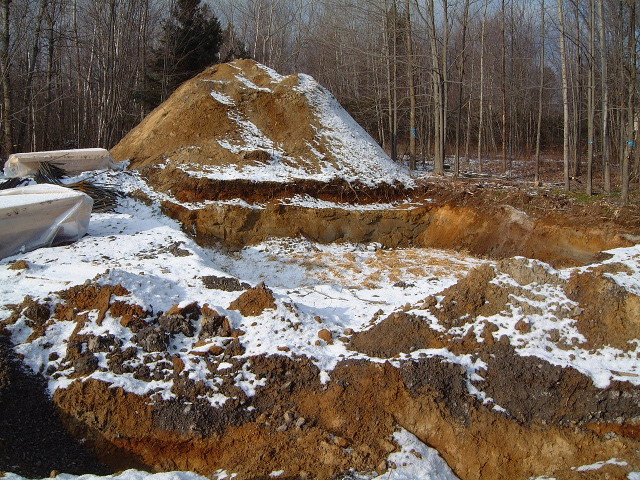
[0,335,112,477]
[140,164,640,241]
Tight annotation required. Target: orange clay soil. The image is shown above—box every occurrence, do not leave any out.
[157,181,638,268]
[51,355,640,480]
[2,278,638,480]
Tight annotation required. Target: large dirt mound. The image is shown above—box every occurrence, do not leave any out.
[111,59,411,188]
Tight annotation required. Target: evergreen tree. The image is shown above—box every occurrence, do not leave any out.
[144,0,223,109]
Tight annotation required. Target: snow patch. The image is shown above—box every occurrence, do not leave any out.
[573,458,628,471]
[371,428,460,480]
[210,91,235,106]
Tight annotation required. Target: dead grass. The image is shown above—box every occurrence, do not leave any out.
[288,247,481,289]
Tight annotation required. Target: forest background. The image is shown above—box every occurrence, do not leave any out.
[0,0,638,201]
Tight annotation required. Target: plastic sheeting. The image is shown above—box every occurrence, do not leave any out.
[0,184,93,259]
[3,148,116,178]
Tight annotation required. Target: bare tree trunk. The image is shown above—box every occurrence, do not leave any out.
[0,0,13,158]
[72,0,81,147]
[44,2,58,147]
[558,0,571,190]
[442,0,449,163]
[427,0,444,174]
[392,4,398,165]
[384,0,398,162]
[571,0,581,179]
[406,0,416,169]
[501,0,507,174]
[586,0,595,195]
[598,0,610,193]
[465,77,472,168]
[622,1,635,205]
[477,0,488,174]
[535,0,545,184]
[139,0,150,121]
[384,2,393,158]
[21,0,47,151]
[454,0,470,177]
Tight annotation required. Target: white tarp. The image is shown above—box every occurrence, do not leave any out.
[3,148,116,177]
[0,184,93,259]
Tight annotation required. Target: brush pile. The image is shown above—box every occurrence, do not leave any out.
[1,161,121,213]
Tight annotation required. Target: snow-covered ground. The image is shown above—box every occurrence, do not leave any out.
[0,169,473,478]
[0,170,482,399]
[1,168,640,479]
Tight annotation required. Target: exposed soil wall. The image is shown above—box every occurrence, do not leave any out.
[141,164,410,204]
[161,199,632,267]
[4,258,640,480]
[50,356,640,480]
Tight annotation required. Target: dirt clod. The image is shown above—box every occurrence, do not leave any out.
[317,329,333,344]
[202,276,250,292]
[158,312,195,337]
[133,326,169,353]
[8,260,29,270]
[228,282,276,316]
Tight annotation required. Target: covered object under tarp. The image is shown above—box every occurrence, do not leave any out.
[3,148,116,177]
[0,184,93,259]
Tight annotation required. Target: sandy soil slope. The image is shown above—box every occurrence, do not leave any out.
[111,59,411,189]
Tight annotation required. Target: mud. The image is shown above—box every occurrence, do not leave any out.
[6,256,638,480]
[3,297,639,480]
[38,281,640,479]
[46,354,640,480]
[152,395,256,438]
[348,312,447,357]
[400,358,474,425]
[228,282,277,316]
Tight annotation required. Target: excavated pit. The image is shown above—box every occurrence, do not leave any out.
[156,187,635,268]
[111,58,638,268]
[47,351,640,480]
[3,260,639,480]
[135,165,640,269]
